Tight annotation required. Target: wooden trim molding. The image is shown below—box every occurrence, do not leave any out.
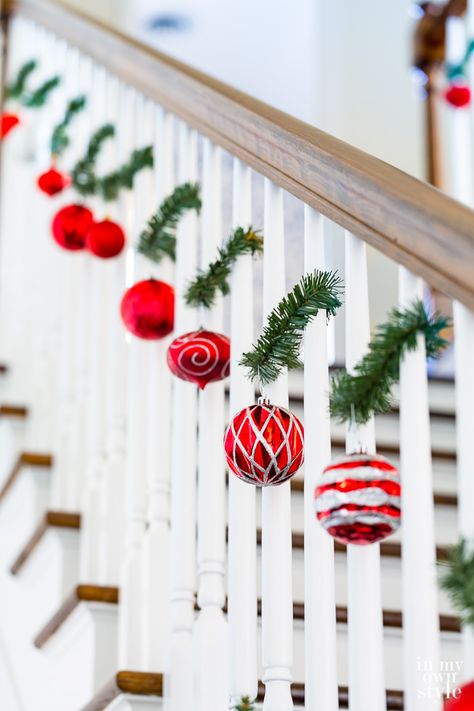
[0,451,53,503]
[34,585,119,649]
[81,671,163,711]
[10,510,81,575]
[9,0,474,308]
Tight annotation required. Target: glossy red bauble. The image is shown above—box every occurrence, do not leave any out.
[444,680,474,709]
[37,167,71,196]
[51,204,94,251]
[120,278,174,340]
[224,397,304,486]
[314,452,401,545]
[86,220,125,259]
[445,83,471,108]
[167,329,230,389]
[1,112,20,138]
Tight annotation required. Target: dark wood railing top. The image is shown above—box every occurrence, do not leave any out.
[8,0,474,308]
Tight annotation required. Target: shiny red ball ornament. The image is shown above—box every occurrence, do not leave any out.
[445,82,471,108]
[86,220,125,259]
[120,278,174,340]
[444,680,474,710]
[224,397,304,486]
[314,452,401,545]
[51,204,94,251]
[167,329,230,389]
[37,167,71,196]
[1,112,20,138]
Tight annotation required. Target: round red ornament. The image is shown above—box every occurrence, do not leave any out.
[120,278,174,340]
[51,204,94,251]
[224,397,304,486]
[167,329,230,389]
[314,452,401,545]
[37,167,71,196]
[1,112,20,138]
[445,82,471,108]
[444,680,474,710]
[86,220,125,259]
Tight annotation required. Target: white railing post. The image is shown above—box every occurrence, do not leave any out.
[261,179,293,711]
[193,138,228,710]
[228,157,258,706]
[303,207,338,711]
[344,231,386,711]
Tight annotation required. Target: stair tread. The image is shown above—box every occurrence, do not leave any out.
[0,451,53,503]
[10,510,81,575]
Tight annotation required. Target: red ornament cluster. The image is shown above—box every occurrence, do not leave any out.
[167,329,230,389]
[444,82,471,108]
[120,278,175,340]
[314,452,401,545]
[51,204,94,251]
[37,167,71,196]
[1,112,20,139]
[86,220,125,259]
[224,397,304,486]
[444,680,474,710]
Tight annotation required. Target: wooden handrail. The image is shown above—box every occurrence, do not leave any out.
[6,0,474,308]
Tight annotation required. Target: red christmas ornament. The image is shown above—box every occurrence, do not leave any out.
[51,204,94,251]
[445,82,471,108]
[1,112,20,138]
[86,220,125,259]
[120,278,174,340]
[314,452,401,545]
[37,167,71,196]
[224,397,304,486]
[167,329,230,389]
[444,680,474,710]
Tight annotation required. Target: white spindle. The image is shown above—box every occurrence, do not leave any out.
[344,231,385,711]
[228,158,258,705]
[167,123,199,711]
[261,179,293,711]
[303,207,338,711]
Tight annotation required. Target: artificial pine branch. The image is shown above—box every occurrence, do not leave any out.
[98,145,153,201]
[50,95,86,157]
[4,59,37,100]
[185,226,263,309]
[439,539,474,629]
[23,75,61,108]
[240,270,344,386]
[446,39,474,80]
[70,123,115,197]
[329,300,449,425]
[233,697,255,711]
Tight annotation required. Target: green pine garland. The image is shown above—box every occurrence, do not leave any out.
[233,698,255,711]
[23,75,61,108]
[137,182,201,263]
[185,226,263,309]
[70,124,115,197]
[4,59,37,101]
[50,95,86,157]
[240,270,343,386]
[446,39,474,81]
[329,300,449,425]
[439,539,474,629]
[98,145,153,201]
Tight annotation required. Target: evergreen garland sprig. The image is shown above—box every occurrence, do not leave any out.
[50,95,86,157]
[439,539,474,629]
[4,59,37,101]
[137,182,201,264]
[240,270,344,386]
[23,75,61,108]
[98,145,153,201]
[329,300,449,425]
[70,123,115,197]
[233,698,255,711]
[185,226,263,309]
[446,39,474,81]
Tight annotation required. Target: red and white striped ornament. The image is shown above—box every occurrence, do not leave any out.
[314,452,401,545]
[167,329,230,389]
[224,397,304,486]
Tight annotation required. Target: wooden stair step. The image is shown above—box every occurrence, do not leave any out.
[10,510,81,575]
[0,451,53,503]
[0,404,28,418]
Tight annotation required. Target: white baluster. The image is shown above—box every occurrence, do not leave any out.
[303,207,338,711]
[228,158,258,706]
[193,139,228,710]
[167,123,199,711]
[344,231,385,711]
[261,179,293,711]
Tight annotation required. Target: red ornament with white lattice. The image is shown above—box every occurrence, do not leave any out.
[1,112,20,139]
[37,166,71,196]
[86,219,125,259]
[120,278,174,340]
[51,204,94,251]
[314,452,401,545]
[167,329,230,389]
[444,680,474,710]
[224,397,304,486]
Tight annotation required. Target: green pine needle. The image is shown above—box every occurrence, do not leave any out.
[50,95,86,157]
[23,75,61,108]
[330,300,449,425]
[439,539,474,630]
[185,226,263,309]
[98,145,153,201]
[137,182,201,264]
[4,59,37,100]
[233,698,255,711]
[240,270,344,386]
[70,123,115,197]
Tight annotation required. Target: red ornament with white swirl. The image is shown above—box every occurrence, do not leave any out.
[167,329,230,389]
[314,452,401,545]
[224,397,304,486]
